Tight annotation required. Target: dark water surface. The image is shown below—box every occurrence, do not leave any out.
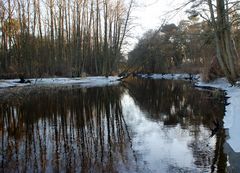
[0,79,230,172]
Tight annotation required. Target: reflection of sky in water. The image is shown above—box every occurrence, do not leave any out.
[122,93,216,173]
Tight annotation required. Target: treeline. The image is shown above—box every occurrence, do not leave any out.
[128,0,240,82]
[0,0,133,78]
[128,21,215,74]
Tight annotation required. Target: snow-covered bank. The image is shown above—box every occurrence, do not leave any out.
[143,73,240,153]
[196,78,240,153]
[139,73,200,81]
[0,76,120,89]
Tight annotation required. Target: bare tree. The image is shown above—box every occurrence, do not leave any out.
[207,0,238,83]
[0,0,134,78]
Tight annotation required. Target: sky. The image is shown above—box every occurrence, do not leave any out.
[126,0,188,52]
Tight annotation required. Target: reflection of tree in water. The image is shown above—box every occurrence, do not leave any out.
[124,78,227,172]
[0,86,136,173]
[125,79,225,126]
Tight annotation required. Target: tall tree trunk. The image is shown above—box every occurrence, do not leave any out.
[103,0,109,75]
[50,0,55,75]
[208,0,238,84]
[76,0,82,76]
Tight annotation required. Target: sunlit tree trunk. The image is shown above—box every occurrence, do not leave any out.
[7,0,12,69]
[76,0,82,76]
[49,0,55,75]
[95,0,101,74]
[0,5,6,73]
[103,0,109,75]
[57,0,63,73]
[208,0,238,84]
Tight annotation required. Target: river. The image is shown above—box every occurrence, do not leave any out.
[0,78,235,173]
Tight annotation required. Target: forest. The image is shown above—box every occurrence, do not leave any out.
[1,0,240,84]
[128,0,240,84]
[0,0,133,78]
[1,1,240,172]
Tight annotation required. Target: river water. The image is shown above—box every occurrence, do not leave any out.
[0,79,231,172]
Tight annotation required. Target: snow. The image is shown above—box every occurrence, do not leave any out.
[0,79,27,88]
[196,78,240,153]
[139,73,200,80]
[0,76,120,89]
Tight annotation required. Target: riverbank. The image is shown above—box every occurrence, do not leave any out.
[196,78,240,153]
[0,73,239,154]
[140,73,240,154]
[0,76,120,89]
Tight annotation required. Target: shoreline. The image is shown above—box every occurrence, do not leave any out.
[1,73,239,153]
